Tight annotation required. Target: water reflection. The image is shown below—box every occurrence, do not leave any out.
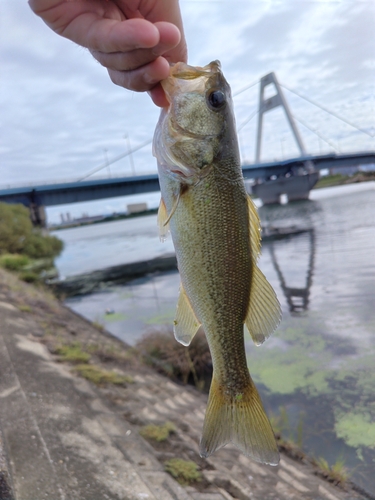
[62,184,375,495]
[267,229,315,313]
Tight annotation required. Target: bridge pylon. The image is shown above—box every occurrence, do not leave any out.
[255,72,307,161]
[253,72,317,204]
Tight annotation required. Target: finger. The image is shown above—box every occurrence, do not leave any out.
[148,84,170,108]
[63,16,161,53]
[107,56,171,92]
[154,21,187,65]
[90,22,182,72]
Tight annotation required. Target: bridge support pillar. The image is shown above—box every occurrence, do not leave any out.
[29,204,47,228]
[253,72,317,204]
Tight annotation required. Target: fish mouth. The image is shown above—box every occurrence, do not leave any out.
[161,61,221,105]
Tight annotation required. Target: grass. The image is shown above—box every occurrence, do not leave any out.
[314,173,348,189]
[270,406,306,461]
[55,342,91,364]
[139,422,176,442]
[74,364,133,387]
[92,320,105,332]
[0,254,30,271]
[85,342,136,364]
[19,271,40,283]
[314,456,350,486]
[164,458,202,486]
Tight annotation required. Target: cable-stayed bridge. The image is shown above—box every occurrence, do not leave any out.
[1,73,373,225]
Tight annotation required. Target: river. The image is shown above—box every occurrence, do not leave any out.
[52,182,375,495]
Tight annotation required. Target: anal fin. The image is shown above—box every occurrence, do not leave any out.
[245,265,281,345]
[174,285,201,346]
[245,194,281,345]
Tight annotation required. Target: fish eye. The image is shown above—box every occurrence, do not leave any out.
[207,90,226,110]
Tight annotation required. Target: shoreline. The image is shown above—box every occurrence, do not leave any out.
[50,180,375,295]
[0,267,372,500]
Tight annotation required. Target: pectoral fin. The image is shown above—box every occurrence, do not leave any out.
[174,285,201,346]
[157,198,169,242]
[245,195,281,345]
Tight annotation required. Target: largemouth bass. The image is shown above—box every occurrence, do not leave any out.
[153,61,281,465]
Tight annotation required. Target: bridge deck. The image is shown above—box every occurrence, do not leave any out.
[0,151,373,207]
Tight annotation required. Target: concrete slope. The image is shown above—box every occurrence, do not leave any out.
[0,269,368,500]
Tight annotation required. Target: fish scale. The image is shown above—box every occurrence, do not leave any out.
[168,170,250,388]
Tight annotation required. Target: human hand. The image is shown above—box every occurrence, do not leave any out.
[28,0,187,107]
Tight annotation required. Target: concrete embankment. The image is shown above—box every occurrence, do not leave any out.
[0,268,370,500]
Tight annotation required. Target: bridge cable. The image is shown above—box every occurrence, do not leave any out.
[233,79,259,97]
[237,109,258,133]
[78,139,153,181]
[78,77,259,182]
[280,84,373,138]
[292,115,339,153]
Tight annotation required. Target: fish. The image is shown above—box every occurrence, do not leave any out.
[153,60,281,465]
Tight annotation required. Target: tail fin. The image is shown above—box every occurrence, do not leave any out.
[199,375,279,465]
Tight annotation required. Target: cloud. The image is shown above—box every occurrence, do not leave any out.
[1,0,373,195]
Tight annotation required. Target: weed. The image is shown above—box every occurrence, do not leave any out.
[164,458,202,486]
[86,343,133,363]
[55,342,91,364]
[74,364,133,386]
[270,406,306,461]
[92,321,105,332]
[314,456,349,486]
[19,271,40,283]
[136,327,212,391]
[270,406,305,448]
[139,422,176,442]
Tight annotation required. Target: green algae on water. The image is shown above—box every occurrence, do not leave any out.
[335,411,375,449]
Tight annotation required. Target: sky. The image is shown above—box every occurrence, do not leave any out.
[1,0,374,222]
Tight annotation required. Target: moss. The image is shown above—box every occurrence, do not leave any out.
[164,458,202,486]
[139,422,176,442]
[55,342,91,364]
[74,364,133,386]
[334,411,375,449]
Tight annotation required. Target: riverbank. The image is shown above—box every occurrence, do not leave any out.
[0,268,371,500]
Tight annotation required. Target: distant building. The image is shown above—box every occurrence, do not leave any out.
[127,202,148,214]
